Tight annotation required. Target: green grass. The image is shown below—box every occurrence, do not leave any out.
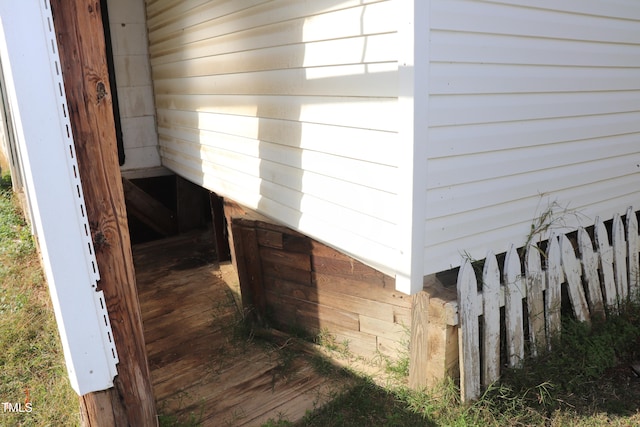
[259,299,640,426]
[0,175,80,426]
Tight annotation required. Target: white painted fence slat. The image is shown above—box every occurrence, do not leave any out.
[504,245,525,368]
[454,207,640,401]
[482,252,501,388]
[612,214,628,302]
[577,227,605,319]
[595,217,617,309]
[627,207,640,297]
[525,245,545,357]
[546,235,563,350]
[560,234,591,325]
[457,258,481,402]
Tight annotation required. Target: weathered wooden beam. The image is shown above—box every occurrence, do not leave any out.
[176,175,206,232]
[230,222,267,323]
[409,275,459,390]
[122,177,177,236]
[209,192,231,262]
[49,1,157,425]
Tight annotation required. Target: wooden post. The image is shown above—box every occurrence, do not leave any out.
[49,1,157,426]
[409,275,459,390]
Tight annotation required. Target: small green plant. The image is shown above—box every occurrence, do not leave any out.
[525,196,587,249]
[0,175,80,425]
[261,412,293,426]
[315,328,351,359]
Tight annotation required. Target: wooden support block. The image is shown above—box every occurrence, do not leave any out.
[259,246,311,272]
[360,315,407,342]
[122,177,177,236]
[257,229,283,249]
[230,223,266,322]
[176,175,207,232]
[312,272,410,308]
[51,1,157,424]
[209,192,231,262]
[268,277,396,323]
[282,233,312,253]
[377,336,408,359]
[409,276,459,390]
[261,263,312,286]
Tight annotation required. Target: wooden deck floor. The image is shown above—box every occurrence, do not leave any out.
[133,230,346,426]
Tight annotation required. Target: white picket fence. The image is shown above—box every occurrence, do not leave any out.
[456,206,640,402]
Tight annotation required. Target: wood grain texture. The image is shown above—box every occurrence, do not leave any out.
[525,245,546,356]
[482,253,501,386]
[134,230,349,426]
[50,0,156,424]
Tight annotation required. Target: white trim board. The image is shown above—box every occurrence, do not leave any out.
[396,0,430,295]
[0,0,118,395]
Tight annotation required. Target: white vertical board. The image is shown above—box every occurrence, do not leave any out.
[0,0,118,395]
[395,0,430,294]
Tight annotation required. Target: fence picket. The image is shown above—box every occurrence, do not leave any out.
[595,217,617,309]
[525,245,545,357]
[482,252,501,388]
[612,214,628,302]
[504,245,525,368]
[577,227,605,319]
[454,208,640,402]
[560,234,590,324]
[457,258,481,402]
[627,206,640,297]
[546,235,562,350]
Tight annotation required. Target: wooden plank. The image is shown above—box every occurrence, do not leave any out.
[525,245,546,357]
[209,192,231,261]
[595,217,618,309]
[482,252,501,387]
[378,335,408,359]
[577,228,605,319]
[393,306,412,326]
[560,234,591,324]
[313,272,410,308]
[265,276,396,323]
[230,223,266,321]
[359,315,406,342]
[546,235,563,350]
[256,228,283,249]
[612,214,629,301]
[282,232,312,253]
[260,246,311,271]
[410,276,459,389]
[408,290,429,390]
[177,175,208,232]
[627,206,640,297]
[504,245,525,368]
[50,1,156,424]
[457,258,481,402]
[255,219,307,237]
[262,262,312,285]
[122,177,178,236]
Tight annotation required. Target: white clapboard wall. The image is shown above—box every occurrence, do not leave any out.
[145,0,400,277]
[423,0,640,275]
[456,207,640,402]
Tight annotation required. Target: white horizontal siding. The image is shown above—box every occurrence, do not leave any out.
[424,0,640,273]
[146,0,399,276]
